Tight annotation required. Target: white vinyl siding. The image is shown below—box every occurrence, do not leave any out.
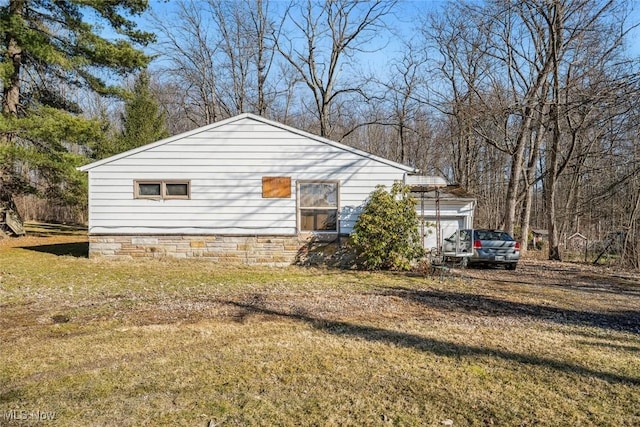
[82,115,412,235]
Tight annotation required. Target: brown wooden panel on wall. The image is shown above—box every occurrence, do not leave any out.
[262,176,291,198]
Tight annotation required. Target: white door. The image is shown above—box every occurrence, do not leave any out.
[422,217,464,250]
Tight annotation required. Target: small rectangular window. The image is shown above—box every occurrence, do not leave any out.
[138,183,161,197]
[165,183,189,197]
[135,181,190,200]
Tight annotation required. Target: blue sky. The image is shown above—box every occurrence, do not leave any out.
[140,0,447,78]
[140,0,640,68]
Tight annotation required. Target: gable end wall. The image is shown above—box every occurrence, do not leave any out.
[85,116,411,262]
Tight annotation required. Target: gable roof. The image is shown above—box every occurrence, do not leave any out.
[78,113,416,173]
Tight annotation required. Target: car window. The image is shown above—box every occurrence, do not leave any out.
[474,230,514,241]
[447,230,471,242]
[475,230,490,240]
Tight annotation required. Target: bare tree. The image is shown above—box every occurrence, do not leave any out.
[348,43,433,168]
[386,49,426,165]
[274,0,397,139]
[422,6,490,191]
[418,0,639,263]
[518,96,547,255]
[152,0,221,127]
[249,0,277,116]
[153,0,280,126]
[207,0,278,116]
[540,0,637,260]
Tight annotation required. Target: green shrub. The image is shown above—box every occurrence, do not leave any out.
[350,182,424,270]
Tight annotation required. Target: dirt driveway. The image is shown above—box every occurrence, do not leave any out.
[432,258,640,334]
[460,257,636,285]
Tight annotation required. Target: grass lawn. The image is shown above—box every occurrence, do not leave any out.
[1,229,639,426]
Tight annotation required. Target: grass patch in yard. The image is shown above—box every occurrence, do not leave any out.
[1,234,639,425]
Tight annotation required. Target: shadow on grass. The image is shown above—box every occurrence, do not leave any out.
[461,264,640,297]
[20,242,89,258]
[25,222,88,237]
[224,299,640,386]
[575,340,640,352]
[379,287,640,334]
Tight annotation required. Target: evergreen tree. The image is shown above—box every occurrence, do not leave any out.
[351,182,424,270]
[119,70,169,153]
[0,0,153,222]
[92,70,169,159]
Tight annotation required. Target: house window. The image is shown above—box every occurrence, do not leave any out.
[138,183,161,197]
[298,181,339,232]
[165,183,189,197]
[134,180,190,200]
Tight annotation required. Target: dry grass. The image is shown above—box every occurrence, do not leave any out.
[1,228,639,426]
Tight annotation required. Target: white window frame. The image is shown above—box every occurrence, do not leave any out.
[297,180,340,233]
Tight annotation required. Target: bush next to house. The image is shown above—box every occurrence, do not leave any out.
[350,182,424,270]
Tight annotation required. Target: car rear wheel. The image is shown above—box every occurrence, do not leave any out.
[506,263,517,271]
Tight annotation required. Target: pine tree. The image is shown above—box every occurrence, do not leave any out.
[91,71,169,160]
[0,0,153,224]
[119,70,169,153]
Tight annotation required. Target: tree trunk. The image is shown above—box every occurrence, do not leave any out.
[502,69,556,235]
[519,104,546,255]
[503,120,530,235]
[254,0,268,116]
[622,181,640,268]
[546,142,561,261]
[2,0,23,117]
[546,1,562,261]
[1,0,24,215]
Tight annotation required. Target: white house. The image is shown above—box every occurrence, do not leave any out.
[78,113,418,264]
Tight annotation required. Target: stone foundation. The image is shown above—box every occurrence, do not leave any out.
[88,234,341,266]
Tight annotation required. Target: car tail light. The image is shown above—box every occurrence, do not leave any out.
[514,241,520,250]
[473,240,482,249]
